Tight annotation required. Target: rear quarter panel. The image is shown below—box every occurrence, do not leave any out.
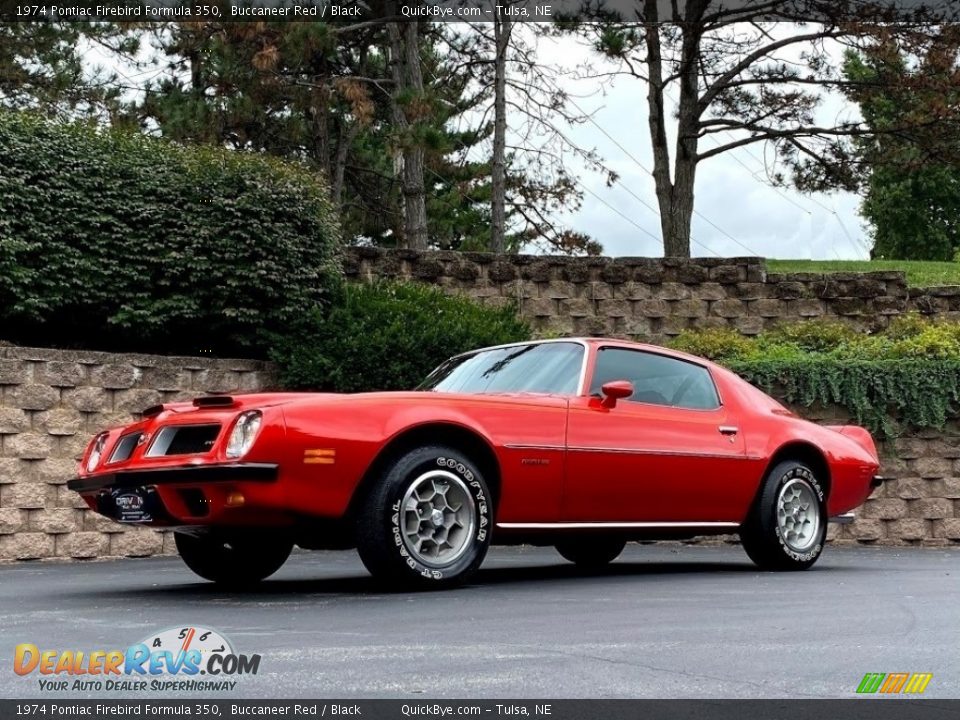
[715,366,880,517]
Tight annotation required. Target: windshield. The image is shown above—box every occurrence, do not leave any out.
[418,342,585,395]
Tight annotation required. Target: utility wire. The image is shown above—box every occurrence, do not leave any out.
[553,82,761,258]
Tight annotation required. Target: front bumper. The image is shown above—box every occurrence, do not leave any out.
[68,463,283,527]
[67,462,279,493]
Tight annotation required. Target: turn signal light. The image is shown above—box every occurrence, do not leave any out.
[225,492,245,508]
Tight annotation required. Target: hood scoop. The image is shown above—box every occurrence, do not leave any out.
[193,395,237,409]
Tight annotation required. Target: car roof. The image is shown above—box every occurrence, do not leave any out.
[461,337,717,368]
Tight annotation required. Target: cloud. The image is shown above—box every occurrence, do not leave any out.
[529,32,870,259]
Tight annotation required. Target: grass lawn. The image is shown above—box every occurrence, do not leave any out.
[767,259,960,287]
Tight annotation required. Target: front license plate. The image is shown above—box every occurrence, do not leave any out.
[112,489,152,523]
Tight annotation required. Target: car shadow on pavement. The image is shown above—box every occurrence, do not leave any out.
[52,557,852,601]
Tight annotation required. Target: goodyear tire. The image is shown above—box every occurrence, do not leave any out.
[555,537,626,568]
[174,531,292,586]
[355,445,492,589]
[740,460,827,571]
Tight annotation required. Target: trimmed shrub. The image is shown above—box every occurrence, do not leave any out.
[0,111,341,355]
[669,315,960,436]
[270,282,531,392]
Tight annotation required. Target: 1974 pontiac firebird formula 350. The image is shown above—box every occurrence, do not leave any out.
[69,338,883,588]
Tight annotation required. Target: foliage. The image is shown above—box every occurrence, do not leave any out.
[113,22,595,254]
[760,320,861,354]
[563,12,955,257]
[270,282,531,392]
[669,328,760,364]
[766,259,960,288]
[0,111,341,355]
[669,315,960,435]
[0,23,132,119]
[841,34,960,260]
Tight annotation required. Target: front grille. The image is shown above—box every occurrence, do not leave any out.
[108,432,142,463]
[145,425,220,457]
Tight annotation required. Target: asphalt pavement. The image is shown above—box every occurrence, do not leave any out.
[0,544,957,699]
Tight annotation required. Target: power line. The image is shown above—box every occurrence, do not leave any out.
[709,128,871,259]
[552,83,761,258]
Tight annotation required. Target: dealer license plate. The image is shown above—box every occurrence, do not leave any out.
[111,489,152,523]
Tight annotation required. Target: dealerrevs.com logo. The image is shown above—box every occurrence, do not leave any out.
[14,626,260,693]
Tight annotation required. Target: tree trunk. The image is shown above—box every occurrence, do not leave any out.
[331,122,358,210]
[387,21,428,250]
[643,7,702,258]
[491,16,512,254]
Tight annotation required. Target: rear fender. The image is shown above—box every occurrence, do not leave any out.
[825,425,879,463]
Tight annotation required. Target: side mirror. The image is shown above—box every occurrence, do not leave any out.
[600,380,634,408]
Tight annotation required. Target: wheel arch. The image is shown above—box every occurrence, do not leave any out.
[761,441,832,501]
[346,421,502,520]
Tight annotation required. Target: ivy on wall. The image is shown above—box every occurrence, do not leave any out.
[670,316,960,436]
[728,357,960,437]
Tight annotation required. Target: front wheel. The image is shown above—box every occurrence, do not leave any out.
[355,445,492,589]
[555,537,626,568]
[740,460,827,571]
[174,531,293,586]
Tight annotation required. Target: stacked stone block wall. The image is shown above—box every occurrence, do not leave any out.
[343,248,957,340]
[0,346,273,562]
[4,249,960,561]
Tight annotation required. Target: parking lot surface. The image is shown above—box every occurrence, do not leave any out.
[1,544,957,698]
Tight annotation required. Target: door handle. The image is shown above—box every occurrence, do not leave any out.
[718,425,739,435]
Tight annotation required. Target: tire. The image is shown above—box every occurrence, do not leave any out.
[174,531,293,586]
[355,445,492,589]
[740,460,827,571]
[555,537,626,568]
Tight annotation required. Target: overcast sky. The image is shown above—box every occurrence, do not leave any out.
[88,26,872,261]
[518,32,871,260]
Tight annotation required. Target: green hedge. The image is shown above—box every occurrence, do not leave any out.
[0,111,341,355]
[271,282,531,392]
[669,316,960,436]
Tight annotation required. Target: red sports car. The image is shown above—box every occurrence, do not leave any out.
[69,338,882,588]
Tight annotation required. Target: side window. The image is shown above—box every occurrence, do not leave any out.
[589,348,720,410]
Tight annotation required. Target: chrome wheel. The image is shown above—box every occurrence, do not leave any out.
[776,478,820,553]
[400,470,476,568]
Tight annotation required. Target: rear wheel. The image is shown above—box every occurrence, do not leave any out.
[555,537,626,568]
[355,445,492,589]
[740,460,827,571]
[174,531,292,586]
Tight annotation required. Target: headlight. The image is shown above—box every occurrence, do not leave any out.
[226,411,262,459]
[86,433,109,473]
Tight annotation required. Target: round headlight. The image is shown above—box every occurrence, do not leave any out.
[226,411,262,459]
[86,433,109,473]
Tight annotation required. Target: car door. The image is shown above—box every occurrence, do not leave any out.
[563,347,751,523]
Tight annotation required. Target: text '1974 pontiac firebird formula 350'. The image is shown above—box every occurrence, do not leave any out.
[68,338,882,588]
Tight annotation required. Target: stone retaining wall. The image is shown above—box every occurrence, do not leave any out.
[3,249,960,561]
[804,405,960,546]
[0,346,273,561]
[344,248,960,340]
